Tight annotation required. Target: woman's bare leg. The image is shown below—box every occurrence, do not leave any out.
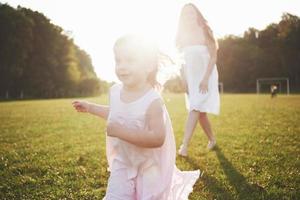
[199,112,216,149]
[179,110,199,156]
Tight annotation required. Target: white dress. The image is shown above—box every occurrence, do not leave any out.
[104,83,200,199]
[182,45,220,115]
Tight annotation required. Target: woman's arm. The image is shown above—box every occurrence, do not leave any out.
[204,46,217,80]
[107,99,166,148]
[180,65,189,94]
[72,100,109,120]
[200,46,217,93]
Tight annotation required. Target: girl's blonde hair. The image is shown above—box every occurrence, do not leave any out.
[176,3,218,56]
[114,34,172,88]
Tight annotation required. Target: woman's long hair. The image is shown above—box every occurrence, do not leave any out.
[176,3,218,56]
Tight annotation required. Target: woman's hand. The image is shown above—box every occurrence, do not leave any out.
[199,77,209,93]
[72,100,90,113]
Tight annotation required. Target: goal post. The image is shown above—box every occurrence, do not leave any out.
[218,82,224,94]
[256,77,290,95]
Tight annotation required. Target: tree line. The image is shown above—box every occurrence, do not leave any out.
[0,3,108,99]
[1,3,299,97]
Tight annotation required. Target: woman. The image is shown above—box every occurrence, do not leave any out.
[176,3,220,156]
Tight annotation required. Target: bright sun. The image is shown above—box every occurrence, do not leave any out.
[72,0,183,83]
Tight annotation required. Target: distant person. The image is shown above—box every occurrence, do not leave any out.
[176,3,220,156]
[72,34,200,199]
[271,85,278,98]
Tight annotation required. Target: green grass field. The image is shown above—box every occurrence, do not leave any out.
[0,94,299,200]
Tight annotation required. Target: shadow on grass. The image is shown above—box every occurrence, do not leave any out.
[182,146,267,200]
[214,146,267,200]
[182,155,234,200]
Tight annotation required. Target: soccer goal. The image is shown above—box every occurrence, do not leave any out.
[256,77,290,95]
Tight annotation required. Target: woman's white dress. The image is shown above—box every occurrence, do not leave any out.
[182,45,220,115]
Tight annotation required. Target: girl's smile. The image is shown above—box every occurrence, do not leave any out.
[117,72,131,80]
[114,44,151,89]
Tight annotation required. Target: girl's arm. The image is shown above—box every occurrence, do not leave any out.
[88,102,109,119]
[107,99,166,148]
[72,100,109,120]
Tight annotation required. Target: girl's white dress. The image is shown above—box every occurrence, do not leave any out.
[182,45,220,115]
[104,83,200,200]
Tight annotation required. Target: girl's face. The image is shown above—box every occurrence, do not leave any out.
[114,43,152,88]
[181,5,199,28]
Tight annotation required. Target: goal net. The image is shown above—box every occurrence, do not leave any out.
[256,77,290,95]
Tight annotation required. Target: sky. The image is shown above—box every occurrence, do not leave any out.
[2,0,300,82]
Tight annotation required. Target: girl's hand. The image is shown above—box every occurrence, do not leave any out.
[106,121,122,137]
[72,100,90,113]
[199,78,209,93]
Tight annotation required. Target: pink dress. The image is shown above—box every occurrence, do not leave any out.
[104,83,200,200]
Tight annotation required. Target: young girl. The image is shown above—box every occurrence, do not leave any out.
[72,34,200,199]
[176,3,220,156]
